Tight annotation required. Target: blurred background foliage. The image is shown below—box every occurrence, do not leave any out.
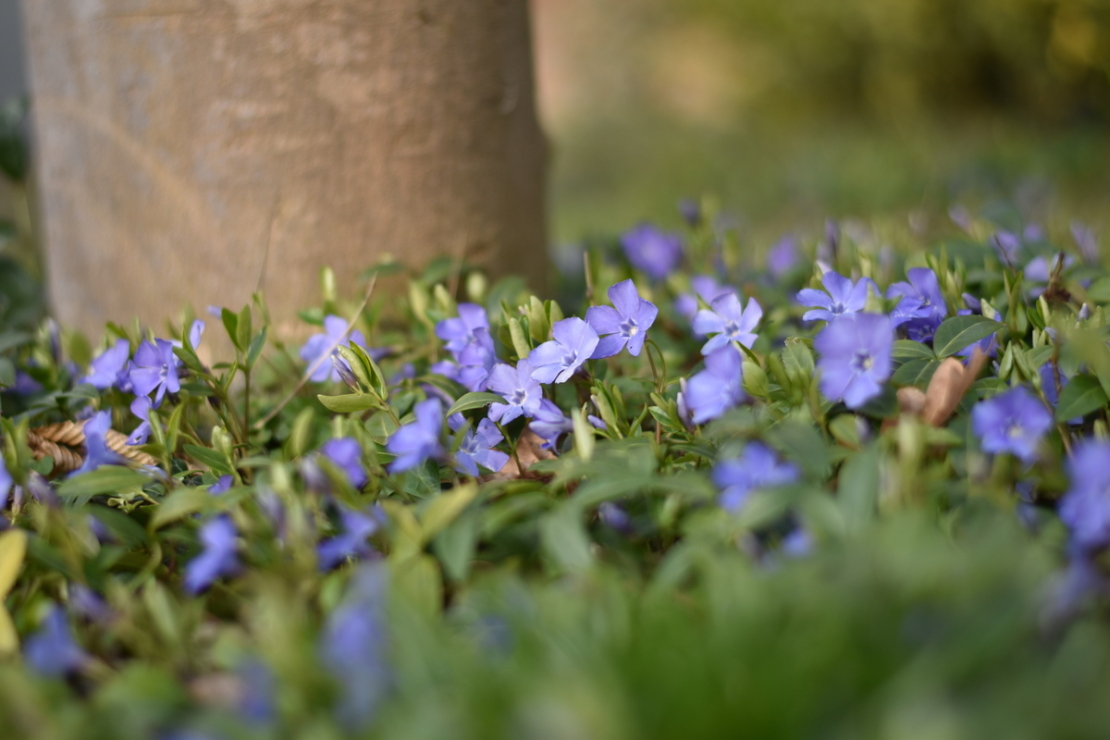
[533,0,1110,244]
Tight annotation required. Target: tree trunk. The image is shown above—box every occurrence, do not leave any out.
[21,0,547,339]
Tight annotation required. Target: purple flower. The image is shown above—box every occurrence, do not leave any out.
[598,502,633,533]
[692,294,763,355]
[796,270,877,323]
[1059,440,1110,552]
[0,455,12,506]
[675,275,736,326]
[127,395,153,446]
[454,419,510,476]
[184,515,239,594]
[84,339,131,390]
[529,399,574,450]
[886,268,947,343]
[954,309,997,358]
[781,527,812,558]
[1072,221,1099,264]
[971,386,1052,463]
[1024,253,1075,298]
[436,304,494,355]
[766,236,800,278]
[386,399,443,473]
[24,606,87,678]
[208,475,234,495]
[318,506,381,571]
[322,437,367,489]
[991,231,1021,264]
[621,223,683,280]
[73,411,124,475]
[486,359,543,424]
[454,341,496,392]
[585,279,658,359]
[300,315,368,384]
[814,313,894,409]
[677,198,702,227]
[129,339,181,404]
[527,318,599,384]
[684,346,745,424]
[712,442,799,513]
[321,563,390,729]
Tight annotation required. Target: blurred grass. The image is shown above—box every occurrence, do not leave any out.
[537,0,1110,245]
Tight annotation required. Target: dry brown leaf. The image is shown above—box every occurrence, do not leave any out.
[921,347,987,427]
[485,430,556,481]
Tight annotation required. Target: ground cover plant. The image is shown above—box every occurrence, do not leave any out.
[0,204,1108,738]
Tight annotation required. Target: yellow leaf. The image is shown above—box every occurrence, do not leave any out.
[0,529,27,598]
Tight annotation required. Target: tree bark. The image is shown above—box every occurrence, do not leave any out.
[21,0,547,339]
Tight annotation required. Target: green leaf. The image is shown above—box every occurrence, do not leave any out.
[420,484,478,541]
[933,315,1003,358]
[236,305,252,354]
[781,338,815,378]
[183,444,235,476]
[891,358,941,388]
[892,340,935,363]
[446,392,506,417]
[220,308,241,351]
[1056,375,1109,421]
[838,446,880,530]
[742,360,769,398]
[432,510,480,583]
[540,506,593,573]
[150,487,217,529]
[572,408,595,462]
[246,326,267,369]
[57,467,151,506]
[317,393,382,414]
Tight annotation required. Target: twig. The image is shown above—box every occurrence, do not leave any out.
[254,275,378,429]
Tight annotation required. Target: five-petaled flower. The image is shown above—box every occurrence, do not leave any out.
[692,294,763,355]
[299,315,368,384]
[713,443,799,513]
[486,359,543,424]
[129,339,181,405]
[886,268,947,343]
[797,270,877,323]
[621,223,683,280]
[453,418,510,477]
[386,398,444,473]
[528,317,599,384]
[185,515,240,594]
[971,386,1052,463]
[683,345,746,424]
[813,313,894,409]
[1058,440,1110,552]
[322,437,368,489]
[586,279,658,359]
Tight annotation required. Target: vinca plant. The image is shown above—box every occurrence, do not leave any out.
[0,206,1109,739]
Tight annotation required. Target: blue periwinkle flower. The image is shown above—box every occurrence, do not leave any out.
[529,399,574,450]
[386,398,444,473]
[436,303,493,355]
[184,515,239,595]
[486,359,543,424]
[25,606,87,678]
[1059,440,1110,552]
[318,505,381,571]
[322,437,367,489]
[675,275,736,326]
[766,236,800,278]
[684,345,745,424]
[321,563,390,729]
[692,294,763,355]
[585,279,658,359]
[528,317,599,384]
[797,270,876,323]
[129,339,181,404]
[621,223,683,280]
[208,474,234,495]
[84,339,131,390]
[454,419,510,477]
[713,442,799,513]
[813,313,894,409]
[886,268,947,343]
[300,315,368,384]
[971,386,1052,464]
[73,411,124,475]
[991,231,1021,264]
[127,395,153,446]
